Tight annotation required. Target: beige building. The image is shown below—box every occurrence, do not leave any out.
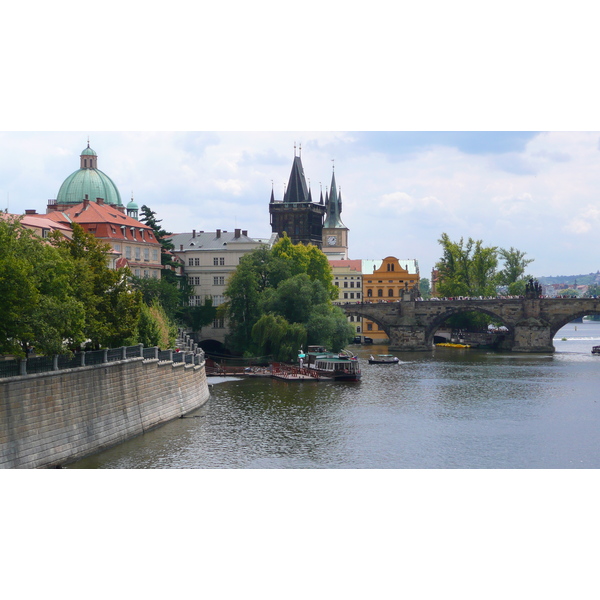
[329,259,363,338]
[171,229,278,345]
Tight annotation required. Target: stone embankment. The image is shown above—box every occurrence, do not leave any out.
[0,340,209,469]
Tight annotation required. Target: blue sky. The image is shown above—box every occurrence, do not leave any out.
[1,130,599,279]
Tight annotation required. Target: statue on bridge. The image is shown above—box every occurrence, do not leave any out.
[525,278,542,299]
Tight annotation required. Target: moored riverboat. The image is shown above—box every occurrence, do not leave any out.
[303,346,362,381]
[592,346,600,355]
[368,354,400,364]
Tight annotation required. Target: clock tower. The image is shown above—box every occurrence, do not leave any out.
[322,167,349,260]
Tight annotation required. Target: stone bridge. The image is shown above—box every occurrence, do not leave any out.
[342,298,600,352]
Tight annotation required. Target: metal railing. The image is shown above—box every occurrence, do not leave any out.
[0,344,205,379]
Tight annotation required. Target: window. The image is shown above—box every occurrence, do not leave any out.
[144,248,149,261]
[152,249,158,261]
[188,258,193,266]
[135,247,140,261]
[344,293,348,299]
[344,282,348,288]
[367,323,373,331]
[212,295,224,306]
[350,293,355,299]
[387,263,394,271]
[213,257,219,266]
[125,246,131,259]
[388,289,394,297]
[335,282,339,287]
[144,270,149,278]
[378,289,383,297]
[367,289,373,297]
[114,243,121,252]
[213,276,224,285]
[350,282,355,288]
[213,318,225,329]
[220,257,225,266]
[357,293,361,299]
[135,269,140,277]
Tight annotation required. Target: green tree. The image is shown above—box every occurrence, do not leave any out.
[178,298,217,334]
[419,278,431,299]
[497,247,534,294]
[224,237,350,358]
[0,217,85,357]
[52,223,142,349]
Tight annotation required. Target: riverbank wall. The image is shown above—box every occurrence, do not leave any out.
[0,354,210,469]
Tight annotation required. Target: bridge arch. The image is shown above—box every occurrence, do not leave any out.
[423,305,513,348]
[548,308,600,338]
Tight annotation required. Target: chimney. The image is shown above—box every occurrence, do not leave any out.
[242,230,248,237]
[83,198,90,209]
[96,197,104,205]
[216,229,221,238]
[180,245,183,251]
[235,228,241,238]
[192,230,196,238]
[25,209,37,215]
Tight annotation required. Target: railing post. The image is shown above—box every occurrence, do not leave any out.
[53,355,59,371]
[154,347,159,360]
[139,343,144,358]
[80,351,86,367]
[169,349,173,362]
[19,359,27,376]
[103,349,108,363]
[122,346,127,360]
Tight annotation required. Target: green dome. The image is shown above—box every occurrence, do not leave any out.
[56,145,122,206]
[127,199,138,210]
[57,168,123,206]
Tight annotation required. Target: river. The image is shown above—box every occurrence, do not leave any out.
[68,321,600,469]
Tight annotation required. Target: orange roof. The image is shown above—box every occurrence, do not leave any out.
[328,259,362,273]
[45,200,160,246]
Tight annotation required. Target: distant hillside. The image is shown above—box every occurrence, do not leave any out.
[538,272,600,286]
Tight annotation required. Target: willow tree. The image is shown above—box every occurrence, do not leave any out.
[224,235,353,358]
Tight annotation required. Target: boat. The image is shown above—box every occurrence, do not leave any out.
[592,346,600,355]
[303,346,362,381]
[368,354,400,364]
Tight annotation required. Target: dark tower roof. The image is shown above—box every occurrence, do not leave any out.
[283,156,310,203]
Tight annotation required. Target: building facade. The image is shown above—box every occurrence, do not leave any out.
[171,229,278,344]
[329,259,363,338]
[362,257,420,343]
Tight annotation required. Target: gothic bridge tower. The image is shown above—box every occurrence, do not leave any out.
[269,146,326,248]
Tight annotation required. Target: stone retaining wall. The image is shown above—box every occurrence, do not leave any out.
[0,356,210,468]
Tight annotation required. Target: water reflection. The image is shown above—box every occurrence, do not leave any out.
[69,322,600,469]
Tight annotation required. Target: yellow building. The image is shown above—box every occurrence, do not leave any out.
[362,257,420,343]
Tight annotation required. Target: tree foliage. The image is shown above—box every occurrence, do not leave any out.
[434,233,535,330]
[224,235,354,360]
[0,216,86,356]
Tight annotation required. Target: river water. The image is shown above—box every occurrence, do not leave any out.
[69,321,600,469]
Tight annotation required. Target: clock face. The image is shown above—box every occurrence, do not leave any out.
[327,235,337,246]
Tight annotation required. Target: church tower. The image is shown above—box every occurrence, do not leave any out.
[269,146,326,248]
[322,166,349,259]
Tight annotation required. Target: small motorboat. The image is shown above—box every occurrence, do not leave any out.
[592,346,600,355]
[368,354,400,364]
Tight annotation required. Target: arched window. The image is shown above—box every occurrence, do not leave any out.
[367,289,373,297]
[377,289,383,297]
[388,289,394,297]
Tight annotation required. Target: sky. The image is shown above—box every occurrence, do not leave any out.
[1,130,599,279]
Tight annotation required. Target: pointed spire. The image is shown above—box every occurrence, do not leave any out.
[283,150,310,203]
[270,180,275,203]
